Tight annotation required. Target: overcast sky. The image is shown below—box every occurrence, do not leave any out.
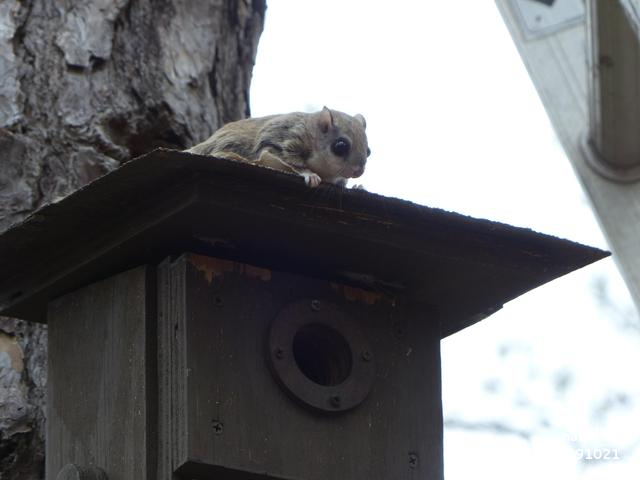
[250,2,640,478]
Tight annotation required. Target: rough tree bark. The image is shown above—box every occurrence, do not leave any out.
[0,1,266,478]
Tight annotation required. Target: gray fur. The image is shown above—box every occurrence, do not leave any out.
[187,108,369,186]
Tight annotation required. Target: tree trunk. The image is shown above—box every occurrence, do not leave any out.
[0,1,265,478]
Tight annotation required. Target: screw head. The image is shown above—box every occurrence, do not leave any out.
[275,347,284,360]
[310,299,321,311]
[362,350,372,362]
[212,420,224,434]
[329,395,341,408]
[600,55,614,68]
[408,452,419,469]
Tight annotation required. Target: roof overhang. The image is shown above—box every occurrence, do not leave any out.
[0,149,608,337]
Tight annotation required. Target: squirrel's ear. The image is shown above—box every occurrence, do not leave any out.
[318,106,334,134]
[354,114,366,129]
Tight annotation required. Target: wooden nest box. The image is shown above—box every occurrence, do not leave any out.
[0,149,607,480]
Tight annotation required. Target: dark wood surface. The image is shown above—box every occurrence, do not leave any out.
[0,149,608,337]
[46,266,155,480]
[157,257,187,480]
[158,254,443,480]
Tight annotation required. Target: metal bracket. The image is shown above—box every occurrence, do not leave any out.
[581,132,640,183]
[511,0,585,39]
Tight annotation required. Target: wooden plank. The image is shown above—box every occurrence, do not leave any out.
[46,266,155,480]
[158,253,443,479]
[497,0,640,312]
[157,257,187,480]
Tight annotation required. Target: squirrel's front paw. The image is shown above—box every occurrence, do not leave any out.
[302,172,322,188]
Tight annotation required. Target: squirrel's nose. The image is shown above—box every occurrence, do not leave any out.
[352,165,365,178]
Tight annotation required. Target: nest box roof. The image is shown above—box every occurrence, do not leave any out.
[0,149,608,336]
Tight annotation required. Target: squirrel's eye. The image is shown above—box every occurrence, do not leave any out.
[367,147,371,157]
[331,138,350,157]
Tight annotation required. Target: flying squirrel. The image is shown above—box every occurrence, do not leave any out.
[186,107,370,187]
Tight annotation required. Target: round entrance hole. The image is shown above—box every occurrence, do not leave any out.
[292,323,353,386]
[268,299,375,413]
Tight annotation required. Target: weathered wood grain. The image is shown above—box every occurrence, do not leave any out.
[158,253,443,479]
[46,266,154,480]
[0,150,608,338]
